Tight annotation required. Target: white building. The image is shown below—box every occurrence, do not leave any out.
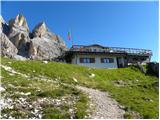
[65,44,152,68]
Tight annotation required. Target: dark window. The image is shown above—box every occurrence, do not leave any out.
[101,58,114,63]
[86,49,89,52]
[140,58,146,61]
[80,58,83,63]
[90,58,95,63]
[133,58,138,61]
[109,58,114,63]
[79,58,95,63]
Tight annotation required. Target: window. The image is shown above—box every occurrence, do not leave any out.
[86,49,89,52]
[101,58,114,63]
[133,57,138,61]
[93,49,97,52]
[80,58,95,63]
[140,58,146,61]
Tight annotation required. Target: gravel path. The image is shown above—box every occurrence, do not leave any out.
[76,86,125,119]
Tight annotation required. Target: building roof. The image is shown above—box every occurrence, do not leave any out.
[68,44,152,57]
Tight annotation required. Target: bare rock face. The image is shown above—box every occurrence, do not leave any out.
[32,22,47,37]
[0,16,18,57]
[1,14,67,61]
[8,14,29,32]
[29,22,67,60]
[0,32,18,58]
[8,14,30,57]
[0,16,9,35]
[0,16,5,32]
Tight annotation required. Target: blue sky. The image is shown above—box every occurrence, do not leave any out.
[1,1,158,61]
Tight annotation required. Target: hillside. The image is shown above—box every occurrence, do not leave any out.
[1,57,159,119]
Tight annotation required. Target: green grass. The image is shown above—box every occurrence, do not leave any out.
[42,107,70,119]
[75,93,89,119]
[1,57,159,118]
[1,61,88,119]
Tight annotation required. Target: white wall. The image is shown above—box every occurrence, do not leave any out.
[71,54,118,68]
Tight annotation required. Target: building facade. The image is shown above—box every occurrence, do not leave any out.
[65,44,152,68]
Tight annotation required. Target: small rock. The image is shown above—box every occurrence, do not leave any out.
[9,73,14,76]
[0,76,3,79]
[8,116,14,119]
[8,84,15,88]
[69,108,73,113]
[20,92,31,96]
[34,108,39,113]
[36,89,41,92]
[72,77,78,83]
[8,105,13,109]
[13,55,27,61]
[89,73,95,78]
[24,92,31,96]
[136,79,139,82]
[38,114,42,119]
[42,61,48,64]
[0,86,5,92]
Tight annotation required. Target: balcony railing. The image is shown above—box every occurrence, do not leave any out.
[69,45,152,56]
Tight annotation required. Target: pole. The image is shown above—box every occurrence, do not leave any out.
[70,29,73,47]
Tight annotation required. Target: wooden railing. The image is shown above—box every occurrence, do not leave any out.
[70,45,152,56]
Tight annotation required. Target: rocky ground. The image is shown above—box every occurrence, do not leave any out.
[1,65,79,119]
[1,64,125,119]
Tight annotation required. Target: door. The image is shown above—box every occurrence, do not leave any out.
[116,57,123,68]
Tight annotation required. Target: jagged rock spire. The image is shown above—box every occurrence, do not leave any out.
[9,13,29,32]
[1,14,67,60]
[32,21,47,37]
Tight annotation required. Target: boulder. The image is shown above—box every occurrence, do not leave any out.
[8,14,30,57]
[0,32,18,57]
[13,55,27,61]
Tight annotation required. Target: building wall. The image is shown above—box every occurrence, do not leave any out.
[71,54,118,68]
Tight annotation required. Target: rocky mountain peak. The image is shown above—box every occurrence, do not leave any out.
[1,14,67,60]
[9,14,29,32]
[32,21,48,37]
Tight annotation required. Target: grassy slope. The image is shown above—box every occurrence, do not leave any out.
[1,57,159,118]
[1,59,88,119]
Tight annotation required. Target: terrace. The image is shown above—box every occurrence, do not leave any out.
[69,45,152,56]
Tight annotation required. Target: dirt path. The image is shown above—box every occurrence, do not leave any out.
[76,86,125,119]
